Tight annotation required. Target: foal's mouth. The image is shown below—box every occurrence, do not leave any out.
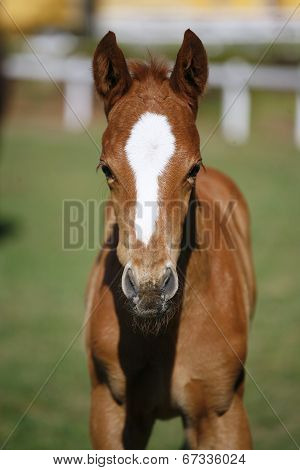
[128,293,177,335]
[133,298,169,318]
[129,281,170,316]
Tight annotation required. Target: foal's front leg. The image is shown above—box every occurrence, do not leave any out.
[184,393,252,450]
[90,382,125,449]
[90,383,155,449]
[89,354,154,449]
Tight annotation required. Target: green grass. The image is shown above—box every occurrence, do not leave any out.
[0,90,299,449]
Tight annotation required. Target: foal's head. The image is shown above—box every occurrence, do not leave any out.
[93,30,208,326]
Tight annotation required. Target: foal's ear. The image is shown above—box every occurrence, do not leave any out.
[170,29,208,116]
[93,31,132,117]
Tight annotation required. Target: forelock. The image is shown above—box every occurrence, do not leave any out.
[128,58,170,83]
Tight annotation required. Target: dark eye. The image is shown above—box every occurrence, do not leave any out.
[101,164,114,181]
[187,163,201,180]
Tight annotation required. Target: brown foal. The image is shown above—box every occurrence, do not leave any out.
[85,29,256,450]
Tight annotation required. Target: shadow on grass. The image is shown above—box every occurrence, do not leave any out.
[0,218,20,243]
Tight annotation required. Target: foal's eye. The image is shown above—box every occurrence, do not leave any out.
[101,164,114,181]
[187,163,201,181]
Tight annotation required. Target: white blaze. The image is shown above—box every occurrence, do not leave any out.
[125,112,175,245]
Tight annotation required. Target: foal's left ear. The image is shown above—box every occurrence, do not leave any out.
[170,29,208,117]
[93,31,132,117]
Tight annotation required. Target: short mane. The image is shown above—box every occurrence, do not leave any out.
[128,58,170,82]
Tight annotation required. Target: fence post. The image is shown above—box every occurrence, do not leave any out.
[63,81,93,131]
[221,61,251,144]
[295,68,300,149]
[63,57,93,131]
[295,94,300,149]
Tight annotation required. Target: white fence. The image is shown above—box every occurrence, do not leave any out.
[95,10,300,46]
[3,53,300,148]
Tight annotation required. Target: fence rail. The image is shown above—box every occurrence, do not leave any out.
[3,52,300,148]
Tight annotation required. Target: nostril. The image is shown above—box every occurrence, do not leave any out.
[122,264,139,302]
[161,266,178,301]
[162,267,172,289]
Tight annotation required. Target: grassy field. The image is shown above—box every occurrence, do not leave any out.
[0,89,299,449]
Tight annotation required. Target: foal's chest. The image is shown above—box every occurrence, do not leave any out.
[108,334,240,421]
[169,325,246,418]
[94,295,246,420]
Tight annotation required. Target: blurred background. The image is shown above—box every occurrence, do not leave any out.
[0,0,299,450]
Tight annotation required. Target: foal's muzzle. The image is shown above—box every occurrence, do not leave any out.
[121,262,178,315]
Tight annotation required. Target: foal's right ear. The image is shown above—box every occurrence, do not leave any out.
[93,31,132,117]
